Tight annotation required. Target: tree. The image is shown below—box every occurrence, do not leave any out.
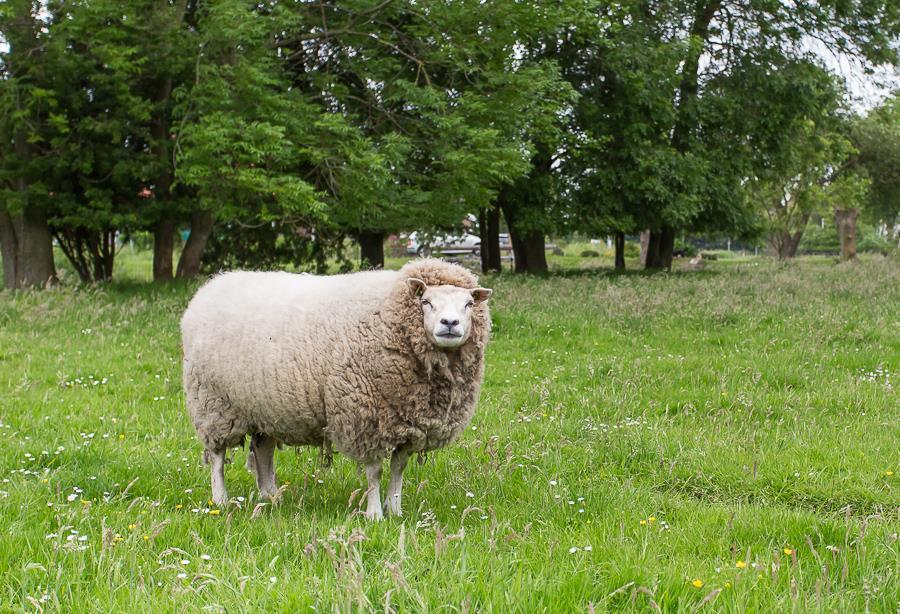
[731,62,853,259]
[0,0,57,288]
[478,205,502,273]
[174,0,332,274]
[559,0,899,270]
[134,0,197,281]
[181,0,560,274]
[38,0,155,282]
[849,92,900,243]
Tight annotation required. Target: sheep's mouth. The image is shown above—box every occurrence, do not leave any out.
[437,331,462,339]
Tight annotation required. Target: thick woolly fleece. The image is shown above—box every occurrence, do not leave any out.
[181,259,491,465]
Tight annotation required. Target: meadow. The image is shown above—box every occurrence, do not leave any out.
[0,254,897,611]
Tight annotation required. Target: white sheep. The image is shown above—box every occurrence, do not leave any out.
[181,259,492,519]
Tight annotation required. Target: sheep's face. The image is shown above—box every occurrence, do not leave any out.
[407,279,492,349]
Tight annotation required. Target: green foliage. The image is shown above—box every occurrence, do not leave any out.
[171,0,576,259]
[559,0,899,246]
[3,0,899,274]
[201,221,352,274]
[0,0,162,280]
[798,220,842,253]
[733,63,870,255]
[674,237,699,258]
[850,91,900,230]
[800,217,895,254]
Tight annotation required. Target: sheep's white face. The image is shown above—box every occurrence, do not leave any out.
[407,279,492,349]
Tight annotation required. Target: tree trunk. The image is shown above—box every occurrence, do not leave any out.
[0,209,19,289]
[644,227,675,270]
[358,230,385,269]
[505,222,547,275]
[479,206,501,273]
[671,0,722,152]
[507,229,547,274]
[497,143,551,275]
[16,209,56,288]
[53,226,115,283]
[499,192,547,275]
[149,0,189,281]
[639,230,651,266]
[834,208,859,261]
[614,231,626,270]
[176,210,214,278]
[643,230,661,268]
[659,227,675,270]
[1,1,57,289]
[771,230,803,259]
[153,219,176,281]
[98,229,115,281]
[0,207,57,289]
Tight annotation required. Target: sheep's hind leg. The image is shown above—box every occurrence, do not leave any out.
[252,434,278,498]
[364,462,384,521]
[384,449,411,517]
[208,448,228,506]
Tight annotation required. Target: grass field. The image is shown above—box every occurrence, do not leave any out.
[1,255,898,611]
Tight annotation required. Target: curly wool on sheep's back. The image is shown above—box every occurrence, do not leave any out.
[180,258,492,515]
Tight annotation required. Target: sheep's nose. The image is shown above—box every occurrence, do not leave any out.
[440,318,460,327]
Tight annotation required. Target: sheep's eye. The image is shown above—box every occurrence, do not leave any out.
[465,301,474,309]
[420,299,431,308]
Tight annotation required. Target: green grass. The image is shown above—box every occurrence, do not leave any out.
[1,255,898,611]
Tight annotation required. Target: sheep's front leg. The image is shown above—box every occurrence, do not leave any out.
[251,434,278,498]
[207,448,228,506]
[384,449,411,517]
[364,462,384,521]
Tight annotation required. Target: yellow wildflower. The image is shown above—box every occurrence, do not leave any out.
[886,471,894,477]
[209,509,220,516]
[639,519,647,526]
[724,582,732,589]
[648,516,656,523]
[691,579,704,588]
[736,560,747,569]
[119,434,125,440]
[128,524,136,530]
[784,548,794,556]
[175,504,183,509]
[142,535,149,541]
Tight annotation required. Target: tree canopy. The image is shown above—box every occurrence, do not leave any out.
[1,0,898,285]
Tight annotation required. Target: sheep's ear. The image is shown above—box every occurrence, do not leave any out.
[407,278,427,298]
[471,287,492,303]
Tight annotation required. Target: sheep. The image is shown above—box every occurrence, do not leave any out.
[181,259,492,519]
